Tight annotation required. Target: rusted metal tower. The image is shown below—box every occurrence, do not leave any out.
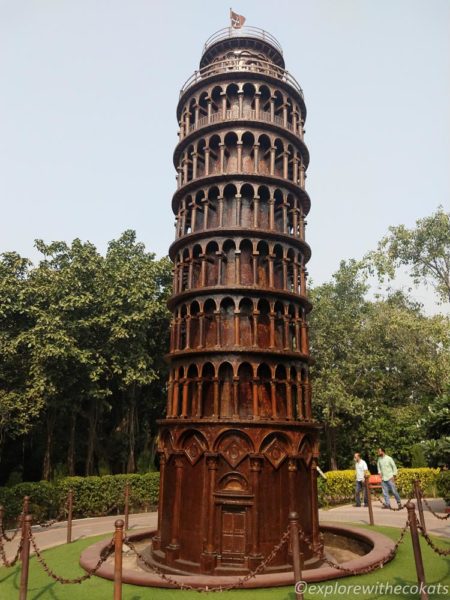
[152,25,320,575]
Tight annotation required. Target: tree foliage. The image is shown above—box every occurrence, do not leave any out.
[0,232,172,482]
[366,206,450,303]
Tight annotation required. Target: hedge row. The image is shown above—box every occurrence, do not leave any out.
[318,468,442,507]
[0,468,447,525]
[0,473,159,525]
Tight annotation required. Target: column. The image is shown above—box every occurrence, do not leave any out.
[269,146,275,175]
[219,143,225,173]
[252,379,259,418]
[268,254,274,287]
[168,454,185,550]
[253,144,260,174]
[286,382,293,420]
[238,91,244,118]
[270,381,277,418]
[218,196,224,226]
[237,141,243,172]
[254,92,260,119]
[199,311,205,347]
[268,197,275,229]
[283,316,290,350]
[310,457,320,551]
[232,377,239,418]
[153,451,167,548]
[166,377,173,417]
[181,380,189,417]
[204,454,218,555]
[253,196,259,228]
[213,377,219,417]
[200,254,206,287]
[192,152,198,179]
[249,456,263,563]
[196,380,203,417]
[269,311,275,348]
[235,250,241,285]
[215,310,221,346]
[235,193,242,225]
[288,458,297,513]
[204,147,210,175]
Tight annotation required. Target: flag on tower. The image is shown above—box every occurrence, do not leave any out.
[230,9,246,29]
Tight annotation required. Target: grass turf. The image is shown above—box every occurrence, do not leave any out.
[0,525,449,599]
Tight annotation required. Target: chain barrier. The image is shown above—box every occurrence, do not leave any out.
[416,520,450,557]
[313,517,410,575]
[419,491,450,521]
[0,531,24,568]
[0,517,22,542]
[29,529,115,584]
[370,489,414,511]
[123,527,291,593]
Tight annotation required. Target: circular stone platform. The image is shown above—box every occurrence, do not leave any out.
[79,524,396,589]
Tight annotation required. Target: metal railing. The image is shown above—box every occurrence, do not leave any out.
[183,108,304,140]
[180,58,303,98]
[203,26,283,56]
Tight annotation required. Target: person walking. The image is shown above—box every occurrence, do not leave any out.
[377,447,402,509]
[354,453,368,507]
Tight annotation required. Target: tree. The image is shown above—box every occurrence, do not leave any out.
[309,261,450,470]
[367,207,450,303]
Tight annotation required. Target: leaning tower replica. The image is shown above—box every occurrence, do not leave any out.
[152,25,321,576]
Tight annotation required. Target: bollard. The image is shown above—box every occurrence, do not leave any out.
[364,474,374,526]
[414,479,426,535]
[21,496,30,561]
[124,482,130,532]
[67,489,74,544]
[19,515,32,600]
[289,512,304,600]
[406,502,429,600]
[114,519,124,600]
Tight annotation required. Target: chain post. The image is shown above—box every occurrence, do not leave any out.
[364,474,374,526]
[406,502,429,600]
[114,519,124,600]
[19,515,32,600]
[288,512,304,600]
[66,489,73,544]
[21,496,30,561]
[124,482,130,531]
[414,479,426,534]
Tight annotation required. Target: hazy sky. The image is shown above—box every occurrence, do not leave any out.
[1,1,449,311]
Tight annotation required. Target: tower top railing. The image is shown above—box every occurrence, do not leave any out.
[180,57,303,99]
[203,26,283,56]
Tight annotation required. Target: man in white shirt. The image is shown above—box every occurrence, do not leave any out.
[354,452,368,507]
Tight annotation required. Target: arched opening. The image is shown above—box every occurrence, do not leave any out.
[223,239,236,286]
[257,363,272,418]
[194,190,205,231]
[291,367,298,419]
[238,362,253,418]
[192,244,202,288]
[274,138,284,177]
[209,134,221,175]
[220,297,235,346]
[190,301,200,348]
[258,134,271,176]
[242,82,256,117]
[239,297,253,346]
[180,304,188,349]
[256,240,269,287]
[202,362,215,417]
[186,144,194,181]
[257,298,270,348]
[204,299,217,347]
[218,362,233,417]
[275,364,287,418]
[240,183,254,227]
[205,241,219,287]
[206,186,219,229]
[288,304,296,350]
[273,90,283,122]
[224,131,238,173]
[258,185,270,230]
[241,131,255,173]
[274,189,284,233]
[186,364,198,416]
[223,183,237,227]
[287,249,295,293]
[197,140,206,179]
[259,85,271,115]
[225,83,239,118]
[274,300,284,349]
[273,244,284,290]
[239,239,253,285]
[181,248,190,291]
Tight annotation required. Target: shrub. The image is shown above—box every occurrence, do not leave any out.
[0,472,160,525]
[319,467,441,507]
[437,470,450,505]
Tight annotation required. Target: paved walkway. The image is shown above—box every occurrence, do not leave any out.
[2,499,448,561]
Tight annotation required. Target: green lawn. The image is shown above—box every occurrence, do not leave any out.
[0,525,449,599]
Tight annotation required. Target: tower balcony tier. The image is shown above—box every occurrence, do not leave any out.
[179,58,303,105]
[169,228,311,262]
[168,286,312,312]
[201,27,285,66]
[168,346,311,363]
[177,108,307,146]
[172,173,311,215]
